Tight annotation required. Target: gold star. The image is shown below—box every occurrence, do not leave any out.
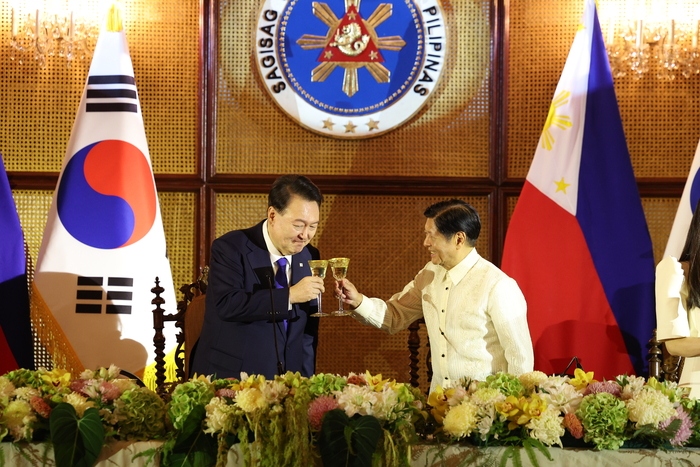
[367,119,379,130]
[344,121,357,133]
[347,11,356,20]
[370,51,379,60]
[322,118,335,130]
[324,50,333,59]
[554,177,571,194]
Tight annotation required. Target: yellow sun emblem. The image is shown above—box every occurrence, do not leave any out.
[541,90,573,150]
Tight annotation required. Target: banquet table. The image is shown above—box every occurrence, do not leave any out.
[4,440,700,466]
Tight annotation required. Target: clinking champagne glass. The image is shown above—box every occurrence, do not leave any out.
[329,257,351,316]
[308,260,329,317]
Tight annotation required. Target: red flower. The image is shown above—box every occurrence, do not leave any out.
[30,396,52,419]
[347,375,366,386]
[563,412,584,439]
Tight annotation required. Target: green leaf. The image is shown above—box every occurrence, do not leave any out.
[162,405,217,467]
[319,410,383,467]
[319,409,352,467]
[49,403,105,467]
[348,415,382,467]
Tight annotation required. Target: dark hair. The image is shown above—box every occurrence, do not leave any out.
[681,199,700,309]
[268,174,323,213]
[424,199,480,247]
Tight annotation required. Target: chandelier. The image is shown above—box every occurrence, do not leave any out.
[603,1,700,80]
[8,1,100,68]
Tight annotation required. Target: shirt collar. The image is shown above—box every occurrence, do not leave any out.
[262,219,289,264]
[445,248,479,285]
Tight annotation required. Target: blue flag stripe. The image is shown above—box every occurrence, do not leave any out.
[0,154,34,370]
[575,7,656,375]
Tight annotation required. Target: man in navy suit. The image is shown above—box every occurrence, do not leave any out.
[191,175,324,379]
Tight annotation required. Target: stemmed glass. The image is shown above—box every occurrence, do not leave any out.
[308,260,329,317]
[329,257,351,316]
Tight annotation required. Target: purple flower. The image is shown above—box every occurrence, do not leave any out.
[583,381,621,397]
[659,407,694,446]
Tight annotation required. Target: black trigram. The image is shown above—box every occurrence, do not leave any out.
[75,276,133,314]
[85,75,138,113]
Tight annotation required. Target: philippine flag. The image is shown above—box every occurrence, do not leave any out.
[0,153,34,373]
[33,7,176,376]
[501,0,655,379]
[663,142,700,259]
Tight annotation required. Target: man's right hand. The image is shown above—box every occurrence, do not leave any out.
[335,278,363,309]
[289,276,325,304]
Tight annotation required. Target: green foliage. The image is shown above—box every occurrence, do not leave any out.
[49,403,105,467]
[319,409,382,467]
[161,404,217,467]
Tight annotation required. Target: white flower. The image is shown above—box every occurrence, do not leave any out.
[538,379,582,414]
[620,375,646,401]
[335,385,378,417]
[204,397,238,433]
[260,380,289,404]
[13,387,40,402]
[371,386,400,422]
[526,406,564,447]
[0,376,15,403]
[626,388,676,428]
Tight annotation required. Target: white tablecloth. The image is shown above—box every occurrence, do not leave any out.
[4,441,700,466]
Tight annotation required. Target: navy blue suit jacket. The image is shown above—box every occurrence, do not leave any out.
[191,220,320,379]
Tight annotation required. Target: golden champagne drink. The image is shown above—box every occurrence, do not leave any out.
[328,257,351,316]
[308,260,329,317]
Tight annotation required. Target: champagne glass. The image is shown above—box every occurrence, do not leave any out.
[308,260,329,317]
[329,257,351,316]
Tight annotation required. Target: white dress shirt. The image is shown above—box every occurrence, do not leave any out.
[262,219,291,310]
[655,255,700,397]
[352,248,534,393]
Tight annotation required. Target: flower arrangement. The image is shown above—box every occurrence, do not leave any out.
[0,365,166,467]
[166,370,426,467]
[306,371,427,467]
[4,366,700,467]
[427,369,700,466]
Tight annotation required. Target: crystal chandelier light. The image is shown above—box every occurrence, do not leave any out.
[603,1,700,80]
[8,1,100,68]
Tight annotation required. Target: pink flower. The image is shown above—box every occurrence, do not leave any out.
[563,412,584,439]
[659,407,695,446]
[30,396,52,418]
[69,379,89,396]
[215,388,236,399]
[99,381,122,403]
[583,381,621,397]
[308,396,339,431]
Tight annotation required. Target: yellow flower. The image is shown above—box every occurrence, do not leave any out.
[190,373,213,384]
[569,368,596,391]
[443,400,479,439]
[496,394,548,430]
[428,386,457,425]
[364,371,392,391]
[41,369,72,388]
[235,387,267,412]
